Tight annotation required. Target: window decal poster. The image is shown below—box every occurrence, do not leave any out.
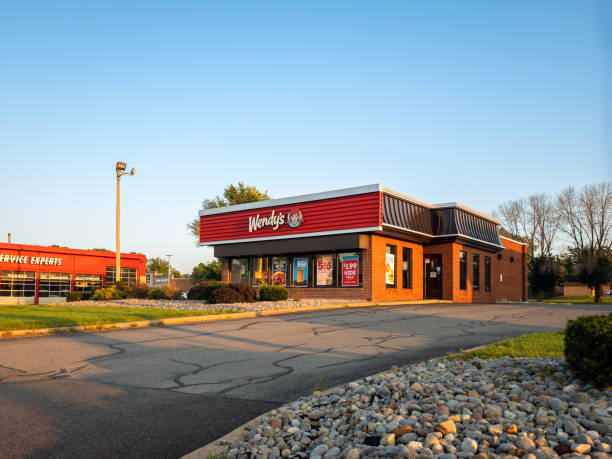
[341,255,359,286]
[386,252,395,285]
[271,258,287,286]
[316,255,333,286]
[293,257,309,287]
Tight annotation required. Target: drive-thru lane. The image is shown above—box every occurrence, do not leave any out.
[0,303,607,459]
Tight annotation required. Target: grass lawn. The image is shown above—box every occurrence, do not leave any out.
[529,296,612,304]
[0,305,235,331]
[453,331,565,360]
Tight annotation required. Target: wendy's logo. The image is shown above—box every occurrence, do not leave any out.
[287,208,303,228]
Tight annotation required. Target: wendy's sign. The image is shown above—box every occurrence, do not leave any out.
[248,208,303,233]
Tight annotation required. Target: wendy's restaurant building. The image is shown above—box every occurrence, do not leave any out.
[199,184,527,303]
[0,243,146,305]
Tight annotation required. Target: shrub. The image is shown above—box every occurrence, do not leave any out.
[229,283,256,302]
[114,281,128,293]
[66,292,84,302]
[259,285,288,301]
[127,283,150,299]
[81,292,92,301]
[92,287,125,301]
[564,313,612,387]
[209,285,246,304]
[187,281,228,301]
[148,287,168,300]
[163,284,179,299]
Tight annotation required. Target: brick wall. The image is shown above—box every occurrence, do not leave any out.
[425,238,526,303]
[217,233,527,303]
[496,237,527,302]
[370,234,424,302]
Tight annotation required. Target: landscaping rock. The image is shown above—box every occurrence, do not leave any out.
[226,357,612,459]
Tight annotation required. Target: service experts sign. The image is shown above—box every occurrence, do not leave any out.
[0,253,63,265]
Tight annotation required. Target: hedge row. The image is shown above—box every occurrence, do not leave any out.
[187,282,289,304]
[66,282,186,302]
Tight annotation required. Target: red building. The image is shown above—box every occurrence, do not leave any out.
[199,184,527,302]
[0,243,146,304]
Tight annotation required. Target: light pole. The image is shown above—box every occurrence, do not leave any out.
[166,254,172,285]
[116,162,136,284]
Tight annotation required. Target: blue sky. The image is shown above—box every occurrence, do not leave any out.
[1,0,610,273]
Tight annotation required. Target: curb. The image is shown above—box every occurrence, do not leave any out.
[0,300,452,340]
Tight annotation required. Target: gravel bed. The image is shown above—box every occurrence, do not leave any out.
[227,357,611,459]
[77,298,350,312]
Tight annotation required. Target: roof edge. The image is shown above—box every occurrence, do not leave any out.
[198,184,382,216]
[381,187,500,225]
[0,242,146,259]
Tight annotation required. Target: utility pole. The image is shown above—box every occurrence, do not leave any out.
[166,254,172,285]
[115,162,136,283]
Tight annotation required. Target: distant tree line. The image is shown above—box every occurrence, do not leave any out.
[496,182,612,302]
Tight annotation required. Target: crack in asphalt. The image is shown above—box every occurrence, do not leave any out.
[168,357,253,389]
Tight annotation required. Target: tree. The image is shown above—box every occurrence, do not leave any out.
[528,255,560,300]
[146,257,182,278]
[187,182,272,240]
[556,182,612,302]
[496,193,559,262]
[190,259,222,283]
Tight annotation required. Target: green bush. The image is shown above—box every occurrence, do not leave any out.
[259,285,288,301]
[187,281,228,301]
[114,281,128,293]
[229,283,256,302]
[92,287,126,301]
[66,292,84,302]
[148,287,168,300]
[127,283,150,299]
[564,313,612,387]
[209,285,245,304]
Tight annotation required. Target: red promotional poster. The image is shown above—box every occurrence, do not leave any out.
[341,255,359,286]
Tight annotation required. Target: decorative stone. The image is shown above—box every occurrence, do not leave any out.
[380,433,395,446]
[461,438,478,454]
[434,420,456,435]
[571,443,591,454]
[411,382,424,392]
[270,418,282,428]
[393,425,413,437]
[516,437,535,451]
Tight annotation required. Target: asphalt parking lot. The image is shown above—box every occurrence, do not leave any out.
[0,302,608,459]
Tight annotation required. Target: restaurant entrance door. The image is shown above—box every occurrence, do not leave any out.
[424,254,443,300]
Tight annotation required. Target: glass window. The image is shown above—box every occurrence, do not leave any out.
[339,252,361,287]
[250,257,269,286]
[105,267,137,284]
[386,245,396,288]
[402,247,412,289]
[484,256,491,292]
[292,256,310,287]
[0,271,36,297]
[74,274,103,293]
[230,258,249,284]
[459,251,467,290]
[473,254,480,291]
[39,272,71,297]
[270,257,288,286]
[315,254,335,287]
